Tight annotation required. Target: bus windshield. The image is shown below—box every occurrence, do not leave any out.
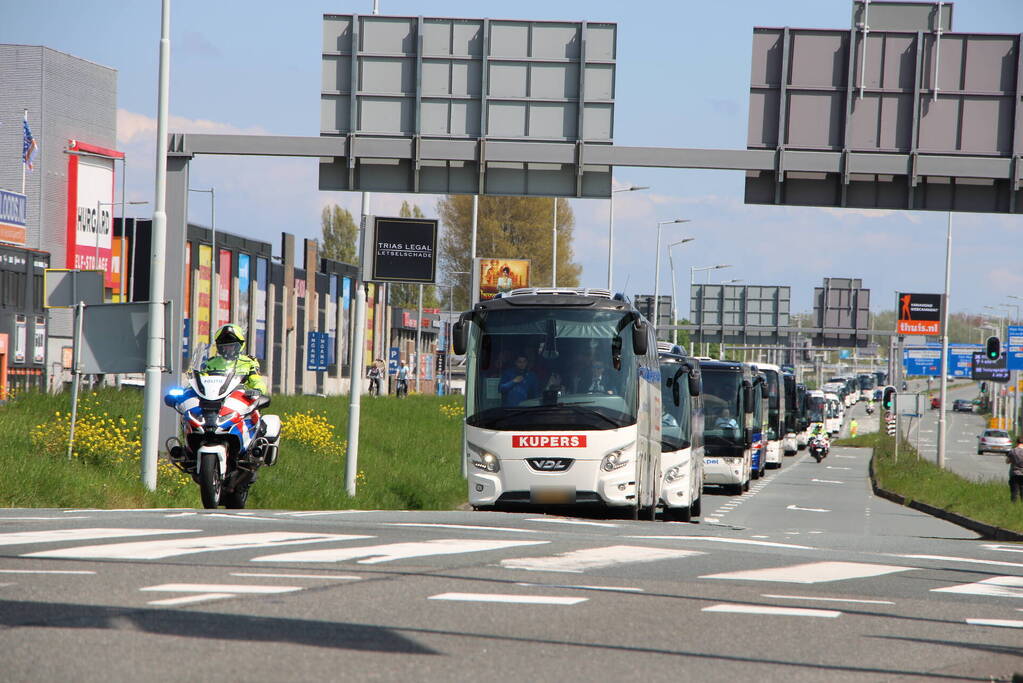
[702,368,743,448]
[661,363,692,451]
[806,396,826,423]
[858,374,876,390]
[465,307,641,431]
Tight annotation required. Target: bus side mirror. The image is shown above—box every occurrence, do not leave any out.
[744,428,754,448]
[743,379,753,413]
[452,318,469,356]
[632,319,648,355]
[686,364,701,397]
[761,382,769,399]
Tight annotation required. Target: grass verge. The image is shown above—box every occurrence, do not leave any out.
[835,431,1023,533]
[0,388,467,510]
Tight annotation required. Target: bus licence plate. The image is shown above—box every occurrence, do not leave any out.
[531,486,576,504]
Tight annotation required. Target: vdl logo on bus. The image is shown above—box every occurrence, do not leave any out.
[512,435,587,448]
[526,458,574,472]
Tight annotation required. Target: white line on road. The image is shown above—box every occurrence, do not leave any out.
[628,535,813,550]
[205,514,284,522]
[515,582,644,592]
[254,539,548,564]
[931,576,1023,599]
[0,516,93,521]
[702,604,841,618]
[382,523,538,534]
[278,511,369,517]
[982,544,1023,554]
[230,573,361,580]
[826,467,852,471]
[965,618,1023,629]
[524,518,620,528]
[146,593,235,607]
[0,569,96,575]
[762,593,894,605]
[786,505,831,513]
[428,592,587,605]
[811,479,845,484]
[0,528,198,547]
[141,583,303,594]
[890,554,1023,570]
[24,533,372,560]
[500,545,702,573]
[834,455,857,459]
[701,561,913,584]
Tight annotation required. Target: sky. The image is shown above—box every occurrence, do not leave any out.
[2,0,1021,316]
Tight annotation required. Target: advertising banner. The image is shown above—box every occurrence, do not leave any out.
[32,316,45,364]
[217,249,232,330]
[65,141,123,288]
[341,276,351,370]
[366,217,438,283]
[897,292,942,335]
[474,257,531,302]
[254,257,268,359]
[972,352,1009,383]
[237,253,250,331]
[0,189,27,245]
[327,275,338,367]
[196,244,212,343]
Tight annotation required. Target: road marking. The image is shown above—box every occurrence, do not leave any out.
[0,569,96,575]
[0,528,198,547]
[164,512,197,518]
[890,554,1023,570]
[515,582,643,592]
[277,511,369,517]
[524,518,620,528]
[762,593,894,605]
[0,516,93,521]
[141,583,303,594]
[826,466,852,470]
[982,544,1023,554]
[811,478,844,484]
[500,545,702,573]
[786,505,831,513]
[146,593,235,607]
[834,455,857,459]
[931,576,1023,599]
[206,513,283,522]
[253,539,548,564]
[24,533,371,560]
[428,592,587,605]
[965,618,1023,629]
[702,604,841,618]
[628,535,813,550]
[230,572,361,580]
[701,561,913,584]
[382,523,538,534]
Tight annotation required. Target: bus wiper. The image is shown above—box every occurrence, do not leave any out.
[553,403,623,429]
[485,405,550,426]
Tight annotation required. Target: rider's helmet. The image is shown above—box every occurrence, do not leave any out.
[214,323,246,361]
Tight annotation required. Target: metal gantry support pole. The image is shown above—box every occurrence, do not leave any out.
[67,301,84,460]
[415,283,423,393]
[551,198,557,287]
[937,212,952,469]
[345,192,371,497]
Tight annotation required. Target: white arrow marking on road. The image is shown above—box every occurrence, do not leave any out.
[254,539,548,564]
[701,561,913,584]
[702,604,841,618]
[965,618,1023,629]
[24,533,371,560]
[786,505,831,512]
[0,528,198,547]
[429,593,587,605]
[146,593,235,607]
[628,536,813,550]
[382,523,538,533]
[500,545,702,573]
[811,478,844,484]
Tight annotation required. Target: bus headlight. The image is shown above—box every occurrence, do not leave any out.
[664,465,684,484]
[601,449,629,472]
[469,448,500,473]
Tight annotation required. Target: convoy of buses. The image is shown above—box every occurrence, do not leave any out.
[453,288,883,521]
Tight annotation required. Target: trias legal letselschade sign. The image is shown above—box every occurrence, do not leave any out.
[897,293,942,335]
[365,217,438,284]
[0,189,27,246]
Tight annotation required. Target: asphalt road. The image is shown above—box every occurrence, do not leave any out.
[2,416,1022,681]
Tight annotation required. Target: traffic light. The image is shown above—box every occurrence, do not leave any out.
[881,385,896,411]
[986,336,1001,360]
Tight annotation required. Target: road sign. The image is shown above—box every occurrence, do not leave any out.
[903,345,941,376]
[44,269,105,308]
[388,347,400,376]
[306,331,330,371]
[1007,325,1023,371]
[972,352,1009,383]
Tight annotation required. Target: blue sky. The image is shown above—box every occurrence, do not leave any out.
[3,0,1021,315]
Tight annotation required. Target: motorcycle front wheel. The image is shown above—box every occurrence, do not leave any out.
[199,453,223,509]
[223,486,249,509]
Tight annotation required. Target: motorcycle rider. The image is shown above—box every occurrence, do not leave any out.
[809,423,830,455]
[207,323,268,396]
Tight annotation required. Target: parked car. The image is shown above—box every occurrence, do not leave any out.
[930,397,940,410]
[952,399,973,413]
[978,429,1012,455]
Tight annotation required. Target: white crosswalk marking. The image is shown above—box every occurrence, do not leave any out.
[23,533,371,560]
[932,576,1023,599]
[499,545,703,573]
[253,539,548,564]
[701,561,913,584]
[0,528,198,547]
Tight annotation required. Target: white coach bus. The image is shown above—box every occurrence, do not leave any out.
[453,288,663,519]
[657,343,704,522]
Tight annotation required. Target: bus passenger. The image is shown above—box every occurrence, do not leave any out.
[499,355,539,406]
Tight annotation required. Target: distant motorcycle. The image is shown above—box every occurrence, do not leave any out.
[865,403,875,416]
[808,435,829,463]
[164,344,281,509]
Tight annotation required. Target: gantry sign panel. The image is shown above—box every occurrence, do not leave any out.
[319,14,616,197]
[813,278,871,348]
[745,13,1023,213]
[689,284,791,345]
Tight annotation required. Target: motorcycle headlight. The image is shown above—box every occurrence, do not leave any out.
[468,446,500,473]
[601,448,630,472]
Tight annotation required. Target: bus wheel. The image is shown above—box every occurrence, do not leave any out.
[665,506,692,523]
[743,478,750,492]
[691,495,701,517]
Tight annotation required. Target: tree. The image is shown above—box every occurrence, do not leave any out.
[388,201,441,310]
[320,204,358,264]
[436,195,581,310]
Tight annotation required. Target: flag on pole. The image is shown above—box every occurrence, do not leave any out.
[22,115,37,170]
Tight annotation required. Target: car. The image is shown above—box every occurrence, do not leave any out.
[930,397,940,409]
[952,399,973,413]
[978,429,1012,455]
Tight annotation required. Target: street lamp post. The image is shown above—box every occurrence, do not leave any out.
[653,219,690,340]
[667,238,695,347]
[607,184,649,291]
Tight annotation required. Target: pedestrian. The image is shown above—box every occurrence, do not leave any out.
[1007,436,1023,503]
[849,418,858,438]
[396,360,410,398]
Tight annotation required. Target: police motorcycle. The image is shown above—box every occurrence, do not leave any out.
[808,431,829,463]
[164,343,281,509]
[865,402,875,416]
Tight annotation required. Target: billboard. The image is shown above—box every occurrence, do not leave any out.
[0,189,27,246]
[475,257,531,302]
[897,293,942,335]
[365,217,438,284]
[196,244,212,343]
[217,249,232,329]
[65,140,124,287]
[972,352,1009,383]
